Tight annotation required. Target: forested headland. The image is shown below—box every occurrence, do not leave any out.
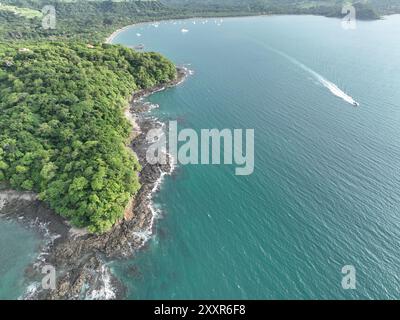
[0,42,176,233]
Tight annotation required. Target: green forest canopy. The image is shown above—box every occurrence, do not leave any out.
[0,42,176,233]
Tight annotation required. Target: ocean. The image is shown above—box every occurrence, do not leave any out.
[0,219,39,299]
[1,14,400,300]
[110,15,400,299]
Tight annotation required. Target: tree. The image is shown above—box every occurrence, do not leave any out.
[0,41,176,233]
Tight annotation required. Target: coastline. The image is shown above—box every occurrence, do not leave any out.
[0,66,189,300]
[105,24,142,44]
[104,12,385,44]
[103,16,269,44]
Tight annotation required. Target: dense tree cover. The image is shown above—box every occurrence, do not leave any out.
[0,42,176,233]
[0,1,181,42]
[1,0,397,42]
[164,0,381,20]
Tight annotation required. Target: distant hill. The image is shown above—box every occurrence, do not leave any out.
[162,0,398,17]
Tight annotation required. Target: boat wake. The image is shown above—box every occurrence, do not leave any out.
[316,76,359,106]
[269,47,359,106]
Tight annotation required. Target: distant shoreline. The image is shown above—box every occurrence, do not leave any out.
[104,15,272,44]
[105,24,139,44]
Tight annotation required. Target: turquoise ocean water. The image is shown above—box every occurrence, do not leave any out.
[0,220,39,299]
[111,15,400,299]
[1,15,400,300]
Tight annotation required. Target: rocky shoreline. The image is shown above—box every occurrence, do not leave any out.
[0,67,189,300]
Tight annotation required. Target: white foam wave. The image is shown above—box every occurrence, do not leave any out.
[21,282,41,300]
[129,63,190,249]
[148,103,159,111]
[180,65,195,78]
[85,265,116,300]
[19,220,61,300]
[132,151,176,246]
[32,221,61,269]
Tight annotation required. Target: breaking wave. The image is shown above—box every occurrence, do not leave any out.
[85,264,116,300]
